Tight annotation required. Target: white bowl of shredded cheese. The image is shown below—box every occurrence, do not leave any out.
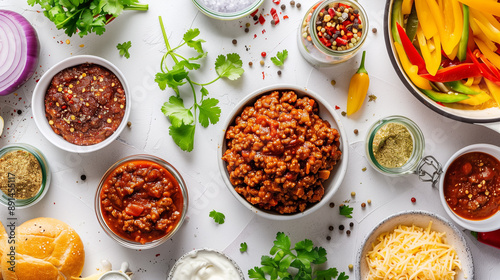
[356,210,474,280]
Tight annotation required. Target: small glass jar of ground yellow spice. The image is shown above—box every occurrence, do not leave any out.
[366,116,425,176]
[0,144,51,208]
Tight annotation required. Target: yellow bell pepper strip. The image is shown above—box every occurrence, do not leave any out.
[457,91,491,106]
[485,78,500,107]
[415,0,437,39]
[464,77,474,86]
[419,87,469,103]
[425,0,451,54]
[347,51,369,116]
[402,0,414,15]
[441,0,462,58]
[416,25,441,75]
[394,42,432,89]
[391,0,404,44]
[456,0,500,17]
[457,4,469,61]
[475,38,500,71]
[397,23,426,73]
[471,13,500,45]
[469,18,497,51]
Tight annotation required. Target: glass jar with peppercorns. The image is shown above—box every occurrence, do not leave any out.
[298,0,369,66]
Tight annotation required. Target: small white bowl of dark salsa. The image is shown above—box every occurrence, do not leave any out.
[32,55,130,153]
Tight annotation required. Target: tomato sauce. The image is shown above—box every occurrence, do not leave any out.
[444,152,500,220]
[100,160,184,244]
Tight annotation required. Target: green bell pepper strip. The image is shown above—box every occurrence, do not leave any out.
[444,80,481,95]
[405,4,419,42]
[392,0,404,44]
[457,4,469,61]
[419,88,470,103]
[397,23,427,73]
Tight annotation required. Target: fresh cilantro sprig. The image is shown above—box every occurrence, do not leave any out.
[209,210,225,224]
[249,232,349,280]
[240,242,248,252]
[156,16,244,151]
[117,41,132,58]
[27,0,148,37]
[339,204,354,218]
[271,49,288,66]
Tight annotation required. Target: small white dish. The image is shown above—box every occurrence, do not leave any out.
[217,85,348,220]
[32,55,130,153]
[167,249,244,280]
[191,0,264,20]
[356,210,474,280]
[439,143,500,232]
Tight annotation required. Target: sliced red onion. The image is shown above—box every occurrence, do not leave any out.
[0,10,40,96]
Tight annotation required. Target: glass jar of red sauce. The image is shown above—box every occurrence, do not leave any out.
[95,155,188,249]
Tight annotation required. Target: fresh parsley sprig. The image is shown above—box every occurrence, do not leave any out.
[156,16,244,152]
[27,0,148,37]
[209,210,226,224]
[117,41,132,58]
[240,242,248,252]
[248,232,349,280]
[339,204,354,218]
[271,49,288,66]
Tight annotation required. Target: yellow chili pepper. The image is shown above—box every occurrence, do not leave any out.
[394,42,432,89]
[347,51,369,116]
[416,25,441,76]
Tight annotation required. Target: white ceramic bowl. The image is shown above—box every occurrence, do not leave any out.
[356,210,474,280]
[439,143,500,232]
[191,0,264,20]
[167,249,244,280]
[217,85,348,220]
[32,55,130,153]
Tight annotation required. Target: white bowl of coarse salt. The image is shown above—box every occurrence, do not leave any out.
[191,0,264,20]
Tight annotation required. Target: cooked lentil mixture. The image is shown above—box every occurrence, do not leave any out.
[100,160,183,244]
[0,150,42,199]
[44,63,126,145]
[222,90,342,214]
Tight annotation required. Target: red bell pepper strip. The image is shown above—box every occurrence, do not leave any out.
[251,9,259,17]
[396,22,427,74]
[419,63,481,82]
[270,8,280,24]
[471,229,500,250]
[475,49,500,79]
[258,14,265,25]
[468,48,500,83]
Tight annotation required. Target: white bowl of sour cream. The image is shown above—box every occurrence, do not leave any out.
[167,249,244,280]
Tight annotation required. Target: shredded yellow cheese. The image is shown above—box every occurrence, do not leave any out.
[366,222,462,280]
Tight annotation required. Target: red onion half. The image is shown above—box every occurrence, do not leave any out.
[0,10,39,96]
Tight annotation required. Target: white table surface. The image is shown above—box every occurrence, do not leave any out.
[1,0,500,279]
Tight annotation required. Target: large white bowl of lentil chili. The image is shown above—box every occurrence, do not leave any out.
[439,143,500,232]
[218,85,348,220]
[32,55,130,153]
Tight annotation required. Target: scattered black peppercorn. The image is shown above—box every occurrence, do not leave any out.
[253,15,259,21]
[372,27,378,33]
[346,230,351,235]
[17,109,22,115]
[80,175,86,181]
[249,61,253,66]
[277,70,282,75]
[290,0,295,6]
[329,202,335,208]
[361,202,366,208]
[281,4,286,10]
[296,2,301,8]
[127,121,132,127]
[326,236,331,241]
[244,27,249,33]
[271,19,276,25]
[339,225,345,230]
[329,225,334,231]
[354,129,359,135]
[232,39,237,45]
[349,222,354,227]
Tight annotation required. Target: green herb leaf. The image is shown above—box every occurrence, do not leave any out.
[240,242,248,252]
[315,268,339,280]
[169,123,195,152]
[215,53,244,80]
[271,49,288,66]
[155,68,188,93]
[161,96,194,127]
[198,98,221,128]
[117,41,132,59]
[183,28,201,42]
[248,267,266,280]
[209,210,225,224]
[339,205,354,218]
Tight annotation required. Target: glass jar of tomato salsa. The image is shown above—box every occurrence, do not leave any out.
[298,0,369,66]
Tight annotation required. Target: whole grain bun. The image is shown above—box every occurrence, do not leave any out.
[0,217,85,280]
[0,221,6,280]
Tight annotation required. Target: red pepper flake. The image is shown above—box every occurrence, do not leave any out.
[262,29,266,34]
[155,254,160,257]
[35,79,39,83]
[262,71,265,79]
[335,105,340,110]
[61,105,67,109]
[254,34,257,39]
[250,8,259,17]
[270,8,280,24]
[258,14,266,25]
[283,15,289,19]
[272,0,280,4]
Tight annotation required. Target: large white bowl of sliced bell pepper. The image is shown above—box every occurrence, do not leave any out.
[385,0,500,127]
